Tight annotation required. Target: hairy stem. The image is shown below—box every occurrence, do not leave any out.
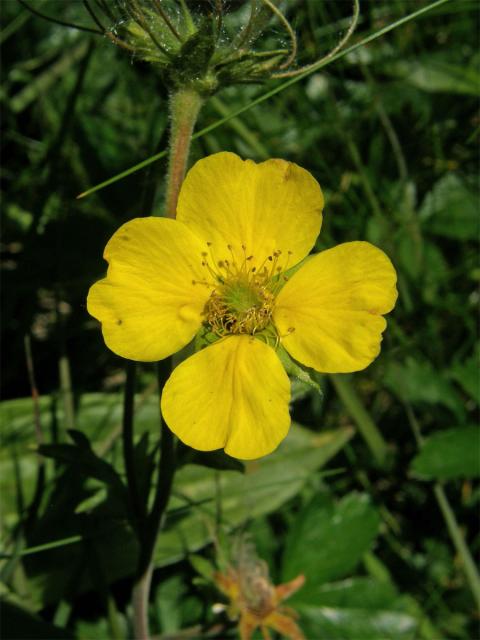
[122,361,146,529]
[164,87,204,217]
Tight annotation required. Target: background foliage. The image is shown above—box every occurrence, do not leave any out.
[1,1,479,638]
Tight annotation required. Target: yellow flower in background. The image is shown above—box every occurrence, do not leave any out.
[87,152,397,459]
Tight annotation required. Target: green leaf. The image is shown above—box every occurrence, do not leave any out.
[451,350,480,405]
[152,424,353,569]
[294,577,429,639]
[381,58,480,96]
[299,602,418,640]
[384,358,465,420]
[25,424,352,606]
[297,577,399,608]
[419,174,479,241]
[282,492,380,586]
[37,443,126,495]
[74,485,108,514]
[189,554,216,581]
[410,426,480,480]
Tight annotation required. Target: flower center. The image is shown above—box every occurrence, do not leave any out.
[205,276,275,336]
[194,242,292,337]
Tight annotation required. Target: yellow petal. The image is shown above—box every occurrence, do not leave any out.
[274,242,398,373]
[87,217,210,361]
[161,336,291,459]
[176,152,323,271]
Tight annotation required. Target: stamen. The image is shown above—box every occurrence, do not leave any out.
[200,242,294,340]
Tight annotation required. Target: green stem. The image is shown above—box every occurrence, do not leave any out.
[59,354,75,431]
[164,87,204,217]
[331,375,388,467]
[132,365,176,640]
[433,484,480,611]
[122,361,146,530]
[131,88,203,640]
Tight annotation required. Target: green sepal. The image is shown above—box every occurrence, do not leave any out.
[215,50,286,86]
[167,21,218,94]
[194,325,221,352]
[124,11,182,66]
[277,345,323,398]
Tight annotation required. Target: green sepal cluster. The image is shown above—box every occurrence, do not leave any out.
[277,345,324,398]
[123,9,185,65]
[166,20,218,94]
[119,3,289,95]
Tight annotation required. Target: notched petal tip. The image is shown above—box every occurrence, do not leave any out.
[161,336,291,460]
[176,152,324,269]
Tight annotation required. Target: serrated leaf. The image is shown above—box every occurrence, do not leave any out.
[282,492,380,587]
[419,174,479,241]
[384,358,465,420]
[410,426,480,480]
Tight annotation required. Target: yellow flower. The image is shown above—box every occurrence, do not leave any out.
[87,152,397,459]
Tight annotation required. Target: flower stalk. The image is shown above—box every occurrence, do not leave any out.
[164,87,204,217]
[129,85,203,640]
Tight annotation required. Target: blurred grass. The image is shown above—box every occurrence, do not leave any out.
[1,1,479,639]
